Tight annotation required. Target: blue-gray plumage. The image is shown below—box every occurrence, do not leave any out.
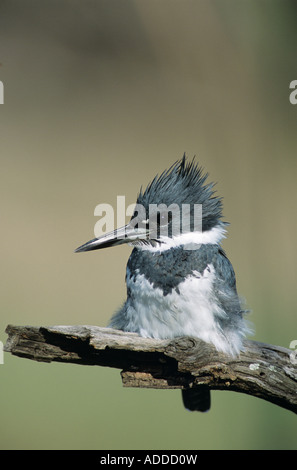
[75,155,251,412]
[127,244,237,297]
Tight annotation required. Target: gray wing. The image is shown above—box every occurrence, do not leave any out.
[212,247,246,330]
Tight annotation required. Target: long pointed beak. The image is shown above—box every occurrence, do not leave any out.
[75,223,149,253]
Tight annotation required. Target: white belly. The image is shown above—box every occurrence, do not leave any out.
[113,264,241,355]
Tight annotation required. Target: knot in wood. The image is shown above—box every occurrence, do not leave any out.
[167,336,197,353]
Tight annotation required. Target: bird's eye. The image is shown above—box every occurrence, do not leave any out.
[157,211,172,227]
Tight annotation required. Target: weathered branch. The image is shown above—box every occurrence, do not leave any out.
[4,324,297,414]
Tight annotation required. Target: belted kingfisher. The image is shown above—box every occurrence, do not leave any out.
[75,155,250,411]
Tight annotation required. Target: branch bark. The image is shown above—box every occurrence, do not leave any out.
[4,324,297,414]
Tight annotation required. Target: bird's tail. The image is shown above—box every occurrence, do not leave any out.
[182,386,211,412]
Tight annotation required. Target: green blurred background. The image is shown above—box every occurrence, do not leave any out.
[0,0,296,450]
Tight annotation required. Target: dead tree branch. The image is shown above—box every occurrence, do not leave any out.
[4,324,297,413]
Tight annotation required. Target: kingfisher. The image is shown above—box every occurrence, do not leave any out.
[75,155,250,411]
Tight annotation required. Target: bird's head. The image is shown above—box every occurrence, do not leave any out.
[75,154,227,253]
